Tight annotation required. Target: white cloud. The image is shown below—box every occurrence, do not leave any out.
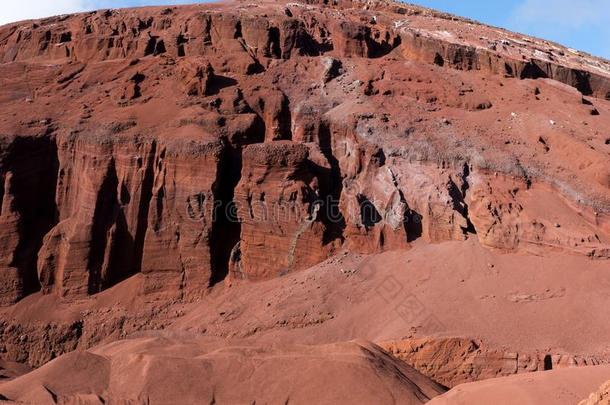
[0,1,209,26]
[0,0,91,25]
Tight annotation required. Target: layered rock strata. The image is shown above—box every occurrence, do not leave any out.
[0,0,608,305]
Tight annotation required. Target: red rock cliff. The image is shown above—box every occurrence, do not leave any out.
[0,0,609,305]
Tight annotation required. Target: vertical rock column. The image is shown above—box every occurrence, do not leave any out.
[233,141,328,279]
[141,138,225,299]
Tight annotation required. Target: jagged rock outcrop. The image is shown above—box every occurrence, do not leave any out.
[382,337,608,388]
[0,0,609,305]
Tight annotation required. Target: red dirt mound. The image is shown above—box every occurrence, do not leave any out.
[0,334,445,404]
[428,365,610,405]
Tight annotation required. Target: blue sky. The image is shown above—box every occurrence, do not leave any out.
[412,0,610,59]
[1,0,608,59]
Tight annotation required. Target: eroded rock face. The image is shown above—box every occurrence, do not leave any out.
[0,0,609,304]
[382,337,608,388]
[234,141,330,279]
[140,136,226,298]
[37,134,156,298]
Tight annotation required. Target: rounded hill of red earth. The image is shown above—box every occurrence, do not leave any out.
[0,0,609,404]
[0,334,445,404]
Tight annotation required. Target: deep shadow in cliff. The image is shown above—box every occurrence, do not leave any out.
[317,122,346,245]
[209,142,244,286]
[3,136,59,296]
